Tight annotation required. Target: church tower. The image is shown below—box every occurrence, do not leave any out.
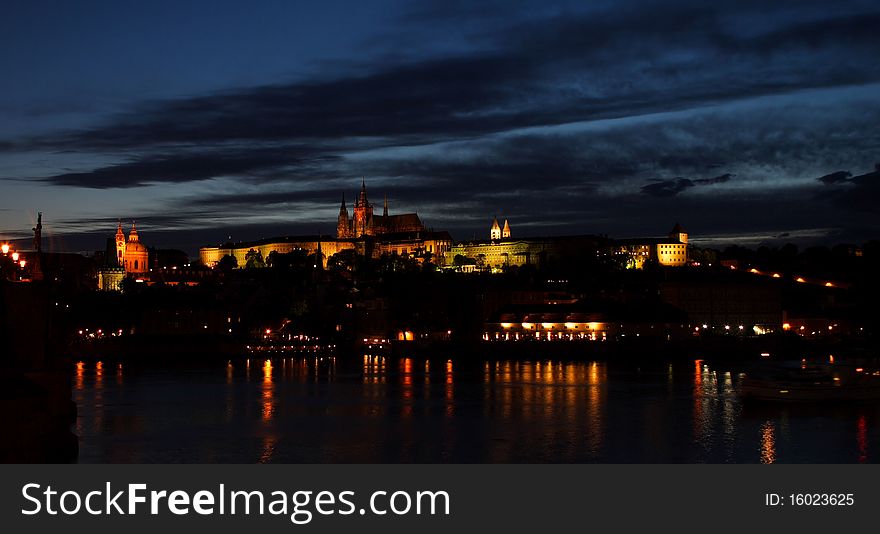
[502,219,511,239]
[352,179,373,237]
[490,217,501,240]
[115,220,126,266]
[337,194,351,238]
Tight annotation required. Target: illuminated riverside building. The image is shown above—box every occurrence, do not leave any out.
[200,182,452,267]
[483,301,691,342]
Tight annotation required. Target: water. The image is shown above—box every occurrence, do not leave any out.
[72,356,880,463]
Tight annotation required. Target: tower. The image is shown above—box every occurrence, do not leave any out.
[669,222,688,244]
[129,221,140,243]
[502,219,511,239]
[32,212,42,252]
[352,179,373,237]
[337,194,350,238]
[115,220,126,266]
[31,212,44,281]
[490,217,501,240]
[383,193,388,218]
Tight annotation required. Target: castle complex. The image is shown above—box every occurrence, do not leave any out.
[198,180,687,272]
[200,182,452,268]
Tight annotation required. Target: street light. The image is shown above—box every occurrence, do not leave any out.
[1,244,8,254]
[11,252,19,262]
[19,260,26,269]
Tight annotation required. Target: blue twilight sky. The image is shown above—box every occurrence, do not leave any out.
[1,0,879,254]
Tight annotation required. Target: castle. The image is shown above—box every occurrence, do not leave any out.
[200,181,452,268]
[199,180,687,272]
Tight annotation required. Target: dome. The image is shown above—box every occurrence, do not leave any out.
[125,241,148,254]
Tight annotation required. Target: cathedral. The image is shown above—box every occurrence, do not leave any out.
[337,180,425,239]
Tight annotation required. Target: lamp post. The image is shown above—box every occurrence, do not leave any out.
[1,243,28,281]
[1,243,11,280]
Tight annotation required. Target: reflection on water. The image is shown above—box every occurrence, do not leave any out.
[858,414,868,463]
[70,357,880,463]
[760,421,776,464]
[262,359,274,423]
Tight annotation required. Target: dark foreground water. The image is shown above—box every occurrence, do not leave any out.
[72,356,880,463]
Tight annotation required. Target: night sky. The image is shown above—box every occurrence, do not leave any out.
[1,0,878,255]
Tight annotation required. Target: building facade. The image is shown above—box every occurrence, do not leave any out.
[616,223,689,268]
[97,221,150,291]
[450,220,606,271]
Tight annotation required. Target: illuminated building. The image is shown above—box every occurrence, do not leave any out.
[97,221,149,291]
[200,181,452,267]
[615,223,689,268]
[121,222,149,274]
[484,300,690,341]
[451,220,688,272]
[450,233,606,271]
[337,180,426,238]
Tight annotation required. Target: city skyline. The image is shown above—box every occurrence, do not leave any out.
[2,0,880,254]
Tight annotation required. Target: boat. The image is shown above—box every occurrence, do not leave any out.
[738,362,880,402]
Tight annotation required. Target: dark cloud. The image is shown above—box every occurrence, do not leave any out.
[642,179,696,197]
[641,173,733,197]
[818,170,853,185]
[820,164,880,213]
[36,147,342,188]
[11,1,880,155]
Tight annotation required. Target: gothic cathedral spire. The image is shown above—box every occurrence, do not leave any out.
[337,194,351,239]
